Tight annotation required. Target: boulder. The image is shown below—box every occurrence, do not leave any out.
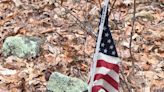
[47,72,88,92]
[2,36,41,58]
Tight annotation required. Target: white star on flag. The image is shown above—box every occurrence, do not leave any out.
[105,33,109,37]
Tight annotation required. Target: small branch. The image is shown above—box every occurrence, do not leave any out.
[120,66,132,92]
[55,1,96,40]
[129,0,136,68]
[109,0,116,16]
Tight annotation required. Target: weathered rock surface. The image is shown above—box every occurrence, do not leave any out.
[2,36,41,58]
[47,72,88,92]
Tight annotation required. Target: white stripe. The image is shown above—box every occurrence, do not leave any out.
[97,52,120,64]
[93,79,118,92]
[96,67,119,83]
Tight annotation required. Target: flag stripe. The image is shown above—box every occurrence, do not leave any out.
[96,67,119,82]
[94,74,118,90]
[97,60,119,73]
[93,79,118,92]
[97,53,120,64]
[92,85,108,92]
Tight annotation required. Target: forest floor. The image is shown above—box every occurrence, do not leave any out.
[0,0,163,92]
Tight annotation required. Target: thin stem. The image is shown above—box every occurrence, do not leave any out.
[129,0,136,68]
[109,0,116,16]
[120,66,132,92]
[55,1,96,39]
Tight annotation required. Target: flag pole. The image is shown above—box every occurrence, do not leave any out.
[89,0,109,92]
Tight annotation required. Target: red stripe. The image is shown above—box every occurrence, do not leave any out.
[94,74,119,90]
[92,85,108,92]
[97,60,119,73]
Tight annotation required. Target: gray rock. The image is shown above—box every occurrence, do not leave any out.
[2,36,41,58]
[47,72,88,92]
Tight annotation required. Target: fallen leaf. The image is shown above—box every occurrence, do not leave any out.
[44,54,56,63]
[12,0,22,7]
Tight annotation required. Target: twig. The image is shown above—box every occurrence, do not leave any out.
[129,0,136,68]
[55,1,96,40]
[120,65,132,92]
[109,0,116,16]
[83,2,89,65]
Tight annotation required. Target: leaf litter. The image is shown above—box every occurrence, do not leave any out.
[0,0,163,92]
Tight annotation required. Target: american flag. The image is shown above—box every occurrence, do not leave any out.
[88,7,120,92]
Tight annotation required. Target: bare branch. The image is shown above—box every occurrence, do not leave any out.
[129,0,136,68]
[55,1,96,40]
[109,0,116,16]
[120,66,132,92]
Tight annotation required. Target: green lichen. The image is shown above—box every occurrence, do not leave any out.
[2,36,41,58]
[47,72,88,92]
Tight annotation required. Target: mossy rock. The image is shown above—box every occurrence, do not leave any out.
[2,36,42,58]
[47,72,88,92]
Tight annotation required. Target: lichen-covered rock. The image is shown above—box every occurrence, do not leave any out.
[2,36,41,58]
[47,72,88,92]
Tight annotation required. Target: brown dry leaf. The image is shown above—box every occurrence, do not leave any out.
[0,74,20,83]
[17,28,28,35]
[92,0,102,6]
[44,54,56,63]
[0,89,8,92]
[12,0,22,7]
[4,56,26,70]
[0,0,11,3]
[62,0,103,6]
[0,12,18,26]
[28,18,42,25]
[40,28,56,34]
[10,88,22,92]
[120,49,130,58]
[60,0,67,5]
[125,10,154,21]
[24,63,39,82]
[81,63,88,71]
[142,62,151,71]
[64,57,73,63]
[152,79,164,86]
[157,52,164,58]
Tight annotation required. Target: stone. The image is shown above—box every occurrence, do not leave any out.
[2,36,41,58]
[47,72,88,92]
